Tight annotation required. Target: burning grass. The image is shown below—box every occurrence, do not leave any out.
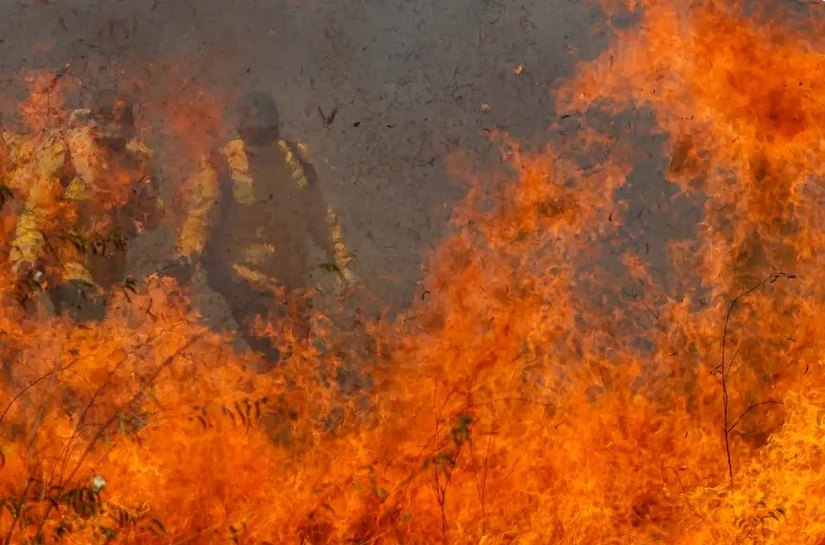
[0,0,824,543]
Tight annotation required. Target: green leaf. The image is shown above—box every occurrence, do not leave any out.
[450,413,473,446]
[319,261,345,279]
[123,277,138,294]
[375,487,389,502]
[148,517,167,535]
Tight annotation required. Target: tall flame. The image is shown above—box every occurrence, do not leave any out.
[0,1,823,543]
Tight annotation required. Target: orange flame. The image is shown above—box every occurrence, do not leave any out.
[0,1,824,543]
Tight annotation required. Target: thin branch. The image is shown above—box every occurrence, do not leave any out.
[0,360,75,430]
[468,422,492,535]
[65,334,202,485]
[718,272,795,485]
[56,370,119,484]
[727,400,783,434]
[2,477,34,545]
[710,345,741,377]
[34,334,203,534]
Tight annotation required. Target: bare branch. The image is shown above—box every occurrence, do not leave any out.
[718,272,795,485]
[0,360,75,430]
[727,400,783,434]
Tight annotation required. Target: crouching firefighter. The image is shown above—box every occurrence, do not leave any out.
[170,91,356,370]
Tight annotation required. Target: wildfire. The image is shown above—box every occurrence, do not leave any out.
[0,0,823,543]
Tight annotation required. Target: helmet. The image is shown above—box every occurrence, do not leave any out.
[237,91,279,145]
[92,89,135,148]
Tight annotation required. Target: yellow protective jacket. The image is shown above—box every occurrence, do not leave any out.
[176,136,355,291]
[3,111,154,286]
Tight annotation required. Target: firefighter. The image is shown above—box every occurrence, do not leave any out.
[4,90,162,319]
[170,91,356,369]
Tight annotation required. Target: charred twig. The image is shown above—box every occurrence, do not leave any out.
[0,361,75,430]
[711,345,741,376]
[728,400,783,436]
[2,477,35,545]
[34,335,203,535]
[428,412,473,538]
[56,367,122,485]
[32,350,135,539]
[718,272,795,484]
[66,335,202,482]
[468,419,492,535]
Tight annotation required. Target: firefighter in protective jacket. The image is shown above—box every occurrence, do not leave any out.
[172,91,356,367]
[3,92,162,318]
